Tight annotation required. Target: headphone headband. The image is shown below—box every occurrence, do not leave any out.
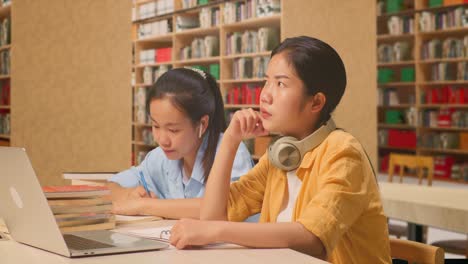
[268,119,336,171]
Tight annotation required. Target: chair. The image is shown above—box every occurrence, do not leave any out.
[390,238,444,264]
[388,154,434,186]
[388,154,468,257]
[431,237,468,258]
[387,154,434,240]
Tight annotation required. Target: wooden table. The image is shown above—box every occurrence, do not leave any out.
[0,220,329,264]
[379,182,468,241]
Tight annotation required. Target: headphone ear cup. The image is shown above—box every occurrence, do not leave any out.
[268,137,301,171]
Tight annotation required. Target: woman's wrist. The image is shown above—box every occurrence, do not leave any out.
[224,126,243,145]
[140,197,155,215]
[213,220,227,243]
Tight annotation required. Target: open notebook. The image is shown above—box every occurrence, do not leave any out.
[114,225,173,246]
[114,224,243,249]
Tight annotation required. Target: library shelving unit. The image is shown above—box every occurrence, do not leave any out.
[0,0,10,147]
[131,0,281,165]
[377,0,468,184]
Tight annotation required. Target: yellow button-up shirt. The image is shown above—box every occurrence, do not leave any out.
[228,130,391,264]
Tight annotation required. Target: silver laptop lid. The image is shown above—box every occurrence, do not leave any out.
[0,147,70,256]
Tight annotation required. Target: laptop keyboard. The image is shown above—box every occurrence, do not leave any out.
[63,234,115,251]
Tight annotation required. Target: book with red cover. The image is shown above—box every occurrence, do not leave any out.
[42,185,110,199]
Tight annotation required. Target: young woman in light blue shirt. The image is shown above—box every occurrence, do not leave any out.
[109,68,253,219]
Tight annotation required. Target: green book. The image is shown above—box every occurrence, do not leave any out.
[400,67,415,82]
[378,68,394,84]
[386,0,403,13]
[209,63,220,80]
[428,0,443,7]
[385,110,403,124]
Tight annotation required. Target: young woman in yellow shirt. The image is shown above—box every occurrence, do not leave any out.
[170,36,392,263]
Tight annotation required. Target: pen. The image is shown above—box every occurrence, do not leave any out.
[138,171,151,197]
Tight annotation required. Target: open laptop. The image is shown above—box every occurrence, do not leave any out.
[0,147,168,257]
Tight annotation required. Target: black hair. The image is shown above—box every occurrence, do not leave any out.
[271,36,347,127]
[145,68,226,182]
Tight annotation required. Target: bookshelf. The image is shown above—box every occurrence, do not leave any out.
[377,0,468,184]
[131,0,281,164]
[0,0,10,148]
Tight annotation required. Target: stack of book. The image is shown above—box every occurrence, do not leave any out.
[42,185,115,233]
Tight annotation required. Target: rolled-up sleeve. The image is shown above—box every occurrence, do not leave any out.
[228,154,268,222]
[108,149,164,198]
[296,146,370,256]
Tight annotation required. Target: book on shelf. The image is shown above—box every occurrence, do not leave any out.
[138,19,172,39]
[176,16,199,31]
[200,6,220,28]
[0,17,10,46]
[42,185,110,199]
[419,7,465,32]
[137,0,174,20]
[421,37,467,60]
[387,16,414,35]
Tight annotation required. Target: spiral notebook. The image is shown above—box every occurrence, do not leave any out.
[115,224,243,249]
[115,225,173,244]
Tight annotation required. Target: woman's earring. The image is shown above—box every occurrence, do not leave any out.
[198,126,203,138]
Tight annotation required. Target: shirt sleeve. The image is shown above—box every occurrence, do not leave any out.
[108,148,165,198]
[227,154,269,222]
[230,141,254,182]
[296,145,371,256]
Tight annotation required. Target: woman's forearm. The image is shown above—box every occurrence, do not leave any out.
[200,133,241,220]
[213,221,326,258]
[142,198,201,219]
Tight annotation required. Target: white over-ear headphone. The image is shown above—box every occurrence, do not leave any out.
[268,119,336,171]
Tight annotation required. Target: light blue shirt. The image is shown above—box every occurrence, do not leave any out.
[109,133,254,199]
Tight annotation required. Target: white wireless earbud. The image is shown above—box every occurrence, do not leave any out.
[198,125,203,138]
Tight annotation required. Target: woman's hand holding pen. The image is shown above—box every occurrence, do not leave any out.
[226,108,268,143]
[112,187,157,215]
[127,186,157,200]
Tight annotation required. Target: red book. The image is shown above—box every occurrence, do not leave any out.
[233,87,240,104]
[254,86,261,104]
[388,130,416,149]
[434,156,455,178]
